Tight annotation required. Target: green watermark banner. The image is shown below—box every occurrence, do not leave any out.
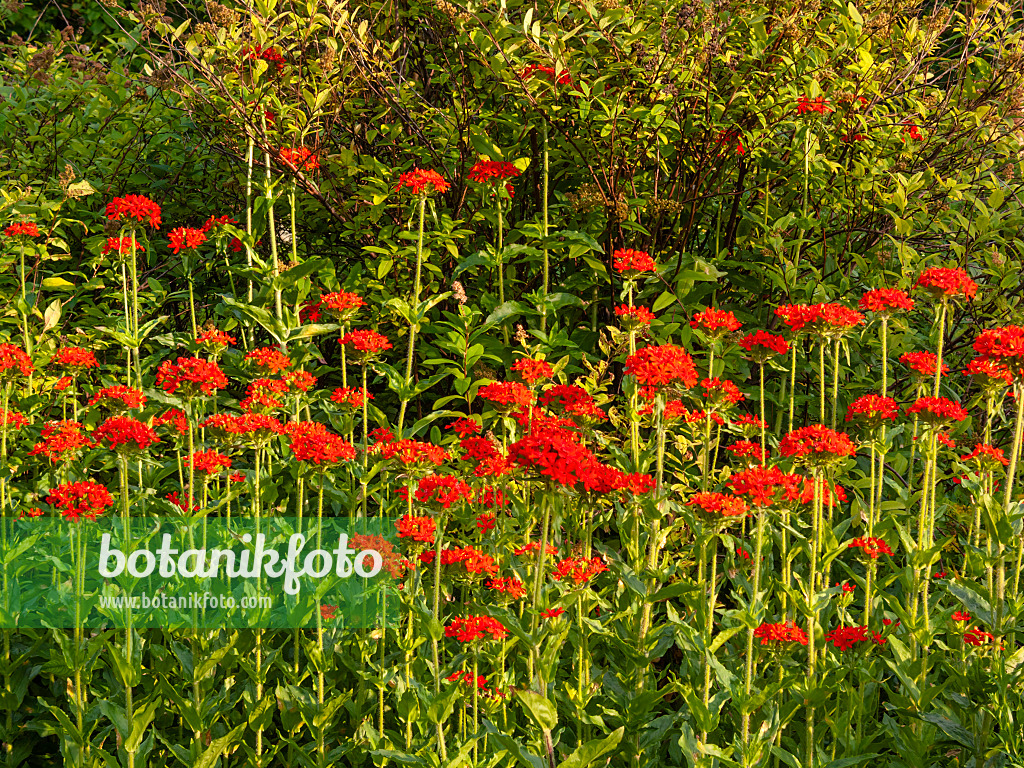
[0,515,399,629]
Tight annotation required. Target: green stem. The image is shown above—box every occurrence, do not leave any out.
[397,195,427,436]
[541,121,549,332]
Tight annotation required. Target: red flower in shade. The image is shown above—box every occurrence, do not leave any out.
[395,168,450,195]
[902,123,923,141]
[796,95,833,114]
[512,357,553,384]
[687,492,749,520]
[479,381,535,413]
[28,421,94,463]
[278,147,319,171]
[101,236,144,256]
[551,556,608,585]
[168,227,207,254]
[965,357,1013,390]
[200,215,237,233]
[444,615,508,643]
[186,450,232,475]
[845,394,899,425]
[243,45,286,72]
[716,129,745,155]
[734,413,769,436]
[612,248,656,276]
[625,344,698,396]
[340,330,392,359]
[0,409,28,430]
[290,431,356,465]
[3,221,40,238]
[960,443,1009,470]
[739,331,789,362]
[468,160,521,184]
[538,385,606,423]
[727,466,792,508]
[952,610,971,622]
[818,304,866,333]
[859,288,914,315]
[753,621,808,647]
[487,576,526,599]
[615,305,656,329]
[446,418,480,437]
[540,607,565,619]
[105,194,161,228]
[196,328,236,353]
[0,344,33,379]
[477,486,509,506]
[47,480,113,522]
[331,387,371,409]
[94,416,159,455]
[900,351,947,378]
[420,546,497,576]
[848,537,893,559]
[154,408,188,436]
[246,347,292,374]
[826,625,886,651]
[369,427,395,445]
[241,378,289,413]
[320,604,337,621]
[963,628,997,647]
[395,514,436,544]
[725,440,768,464]
[520,64,573,85]
[774,304,816,334]
[701,378,745,408]
[691,307,741,337]
[935,431,956,450]
[915,267,977,300]
[515,542,559,558]
[779,425,856,465]
[155,357,228,398]
[783,476,847,506]
[972,326,1024,381]
[403,474,473,509]
[321,291,365,319]
[476,513,496,532]
[905,397,968,425]
[51,347,99,371]
[89,386,146,411]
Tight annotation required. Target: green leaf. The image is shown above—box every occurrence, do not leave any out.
[823,756,881,768]
[41,276,75,290]
[483,722,544,768]
[653,291,676,312]
[516,690,558,731]
[484,301,527,327]
[919,713,974,749]
[557,727,624,768]
[194,724,246,768]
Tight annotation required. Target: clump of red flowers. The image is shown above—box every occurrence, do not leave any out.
[94,416,159,455]
[859,288,914,315]
[155,357,228,397]
[796,95,833,114]
[340,330,392,360]
[396,515,436,544]
[972,325,1024,381]
[468,160,521,184]
[739,331,788,362]
[0,344,34,379]
[905,397,968,426]
[512,357,553,384]
[168,227,207,254]
[779,425,856,464]
[845,394,899,425]
[186,450,233,475]
[826,625,886,651]
[551,556,608,585]
[915,267,977,300]
[687,492,749,520]
[3,221,40,238]
[48,480,113,522]
[848,537,893,559]
[625,344,698,396]
[691,307,741,337]
[89,386,146,412]
[612,248,656,276]
[753,621,808,647]
[900,351,947,378]
[106,194,162,229]
[396,168,450,196]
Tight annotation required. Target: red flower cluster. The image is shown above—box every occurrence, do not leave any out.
[625,344,698,395]
[915,267,977,299]
[106,194,162,228]
[972,325,1024,380]
[196,328,236,351]
[963,628,996,647]
[727,466,792,508]
[168,227,207,254]
[468,160,521,184]
[47,480,113,522]
[241,378,289,412]
[859,288,914,315]
[94,416,159,454]
[902,123,923,141]
[826,625,886,651]
[952,610,971,622]
[445,615,508,643]
[395,168,450,195]
[539,385,605,422]
[405,475,473,509]
[687,492,748,520]
[279,147,319,171]
[845,394,899,425]
[246,347,292,373]
[380,439,447,466]
[155,357,229,397]
[154,409,188,435]
[396,515,436,544]
[446,418,480,437]
[753,621,808,647]
[779,425,856,463]
[330,387,370,409]
[487,576,526,599]
[420,547,497,576]
[51,347,99,370]
[725,440,768,464]
[101,236,143,256]
[3,221,40,238]
[797,95,833,114]
[960,443,1008,469]
[512,357,553,384]
[0,409,28,430]
[244,44,286,72]
[739,331,788,361]
[612,248,656,275]
[515,542,558,558]
[28,421,94,463]
[290,431,356,465]
[340,330,392,358]
[551,556,608,585]
[965,357,1013,389]
[520,64,573,84]
[701,377,745,407]
[900,351,947,378]
[0,344,34,379]
[691,307,741,336]
[321,291,365,318]
[186,450,232,475]
[89,386,146,411]
[905,397,968,425]
[479,381,535,412]
[848,537,893,559]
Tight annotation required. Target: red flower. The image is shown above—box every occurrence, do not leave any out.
[243,45,286,72]
[340,330,392,359]
[691,307,741,336]
[94,416,159,454]
[403,474,473,509]
[200,214,237,233]
[613,305,655,329]
[848,537,893,559]
[89,386,146,411]
[446,418,480,437]
[727,466,791,508]
[28,421,94,463]
[625,344,698,395]
[612,248,656,275]
[0,409,27,430]
[734,413,768,436]
[905,397,968,425]
[725,440,768,464]
[701,377,745,408]
[952,610,971,622]
[105,194,161,228]
[155,357,229,397]
[779,425,856,464]
[0,344,34,379]
[487,576,526,599]
[508,430,597,488]
[3,221,40,238]
[520,64,573,85]
[965,357,1013,389]
[246,347,292,374]
[186,450,233,475]
[687,491,749,520]
[915,267,977,300]
[331,387,371,409]
[972,325,1024,380]
[290,431,356,465]
[902,123,923,141]
[963,628,996,647]
[154,409,188,436]
[796,95,833,114]
[395,168,450,195]
[168,227,207,254]
[538,385,606,422]
[512,357,553,384]
[196,328,236,352]
[444,615,507,643]
[47,480,113,522]
[826,625,886,651]
[859,289,914,315]
[845,394,899,425]
[551,556,608,585]
[540,608,565,619]
[960,443,1008,470]
[51,347,99,371]
[515,542,558,558]
[900,351,947,378]
[321,291,365,319]
[775,304,820,334]
[278,147,319,171]
[282,370,317,393]
[716,129,745,155]
[479,381,535,413]
[101,236,143,256]
[739,331,789,362]
[476,512,496,532]
[320,604,337,621]
[468,160,521,184]
[753,621,808,647]
[395,514,436,544]
[380,440,447,466]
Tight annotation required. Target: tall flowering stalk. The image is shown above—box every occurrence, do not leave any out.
[395,168,449,435]
[615,249,657,470]
[469,160,520,346]
[3,221,40,357]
